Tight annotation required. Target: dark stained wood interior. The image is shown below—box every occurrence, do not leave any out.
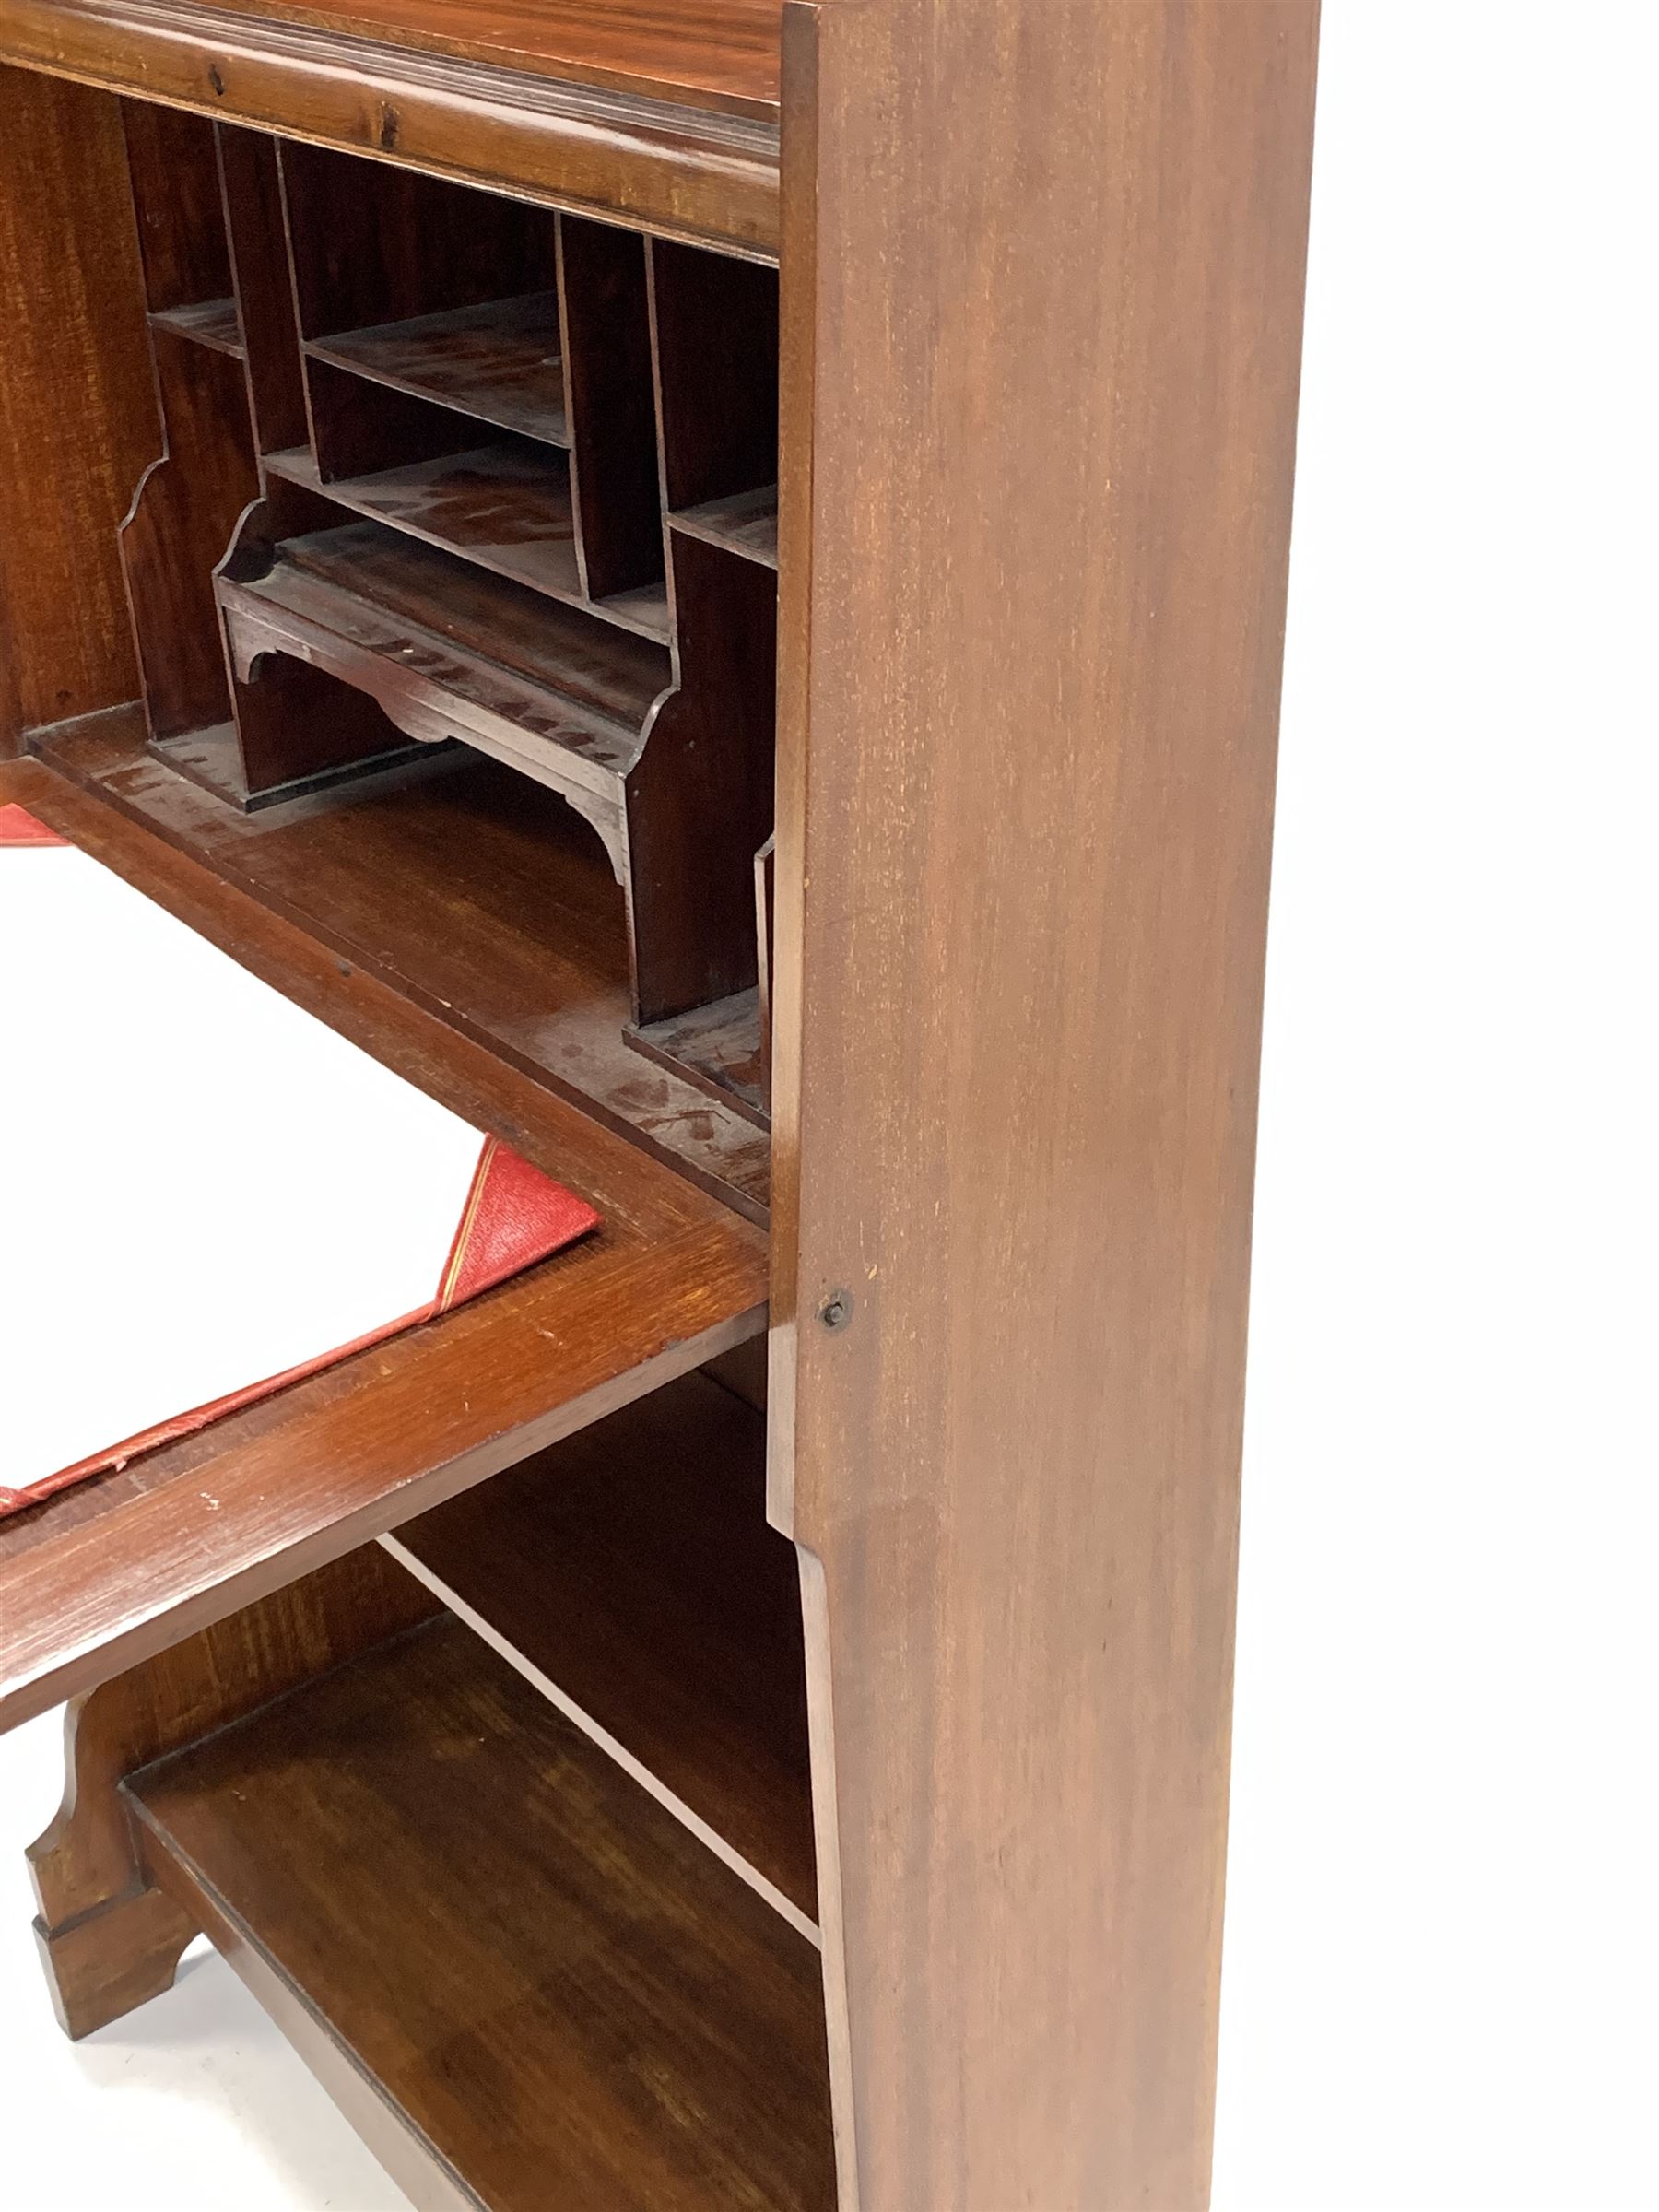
[120,328,260,741]
[279,139,559,340]
[388,1369,816,1924]
[622,527,776,1026]
[17,731,771,1214]
[120,100,231,312]
[147,295,244,356]
[20,108,782,1141]
[651,237,778,512]
[269,426,589,610]
[218,123,311,455]
[673,483,779,568]
[560,214,665,605]
[307,292,569,446]
[127,1616,835,2212]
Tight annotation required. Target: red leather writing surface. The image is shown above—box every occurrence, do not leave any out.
[0,803,69,847]
[0,819,602,1518]
[439,1137,602,1308]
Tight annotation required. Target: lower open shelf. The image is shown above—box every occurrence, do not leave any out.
[385,1369,817,1933]
[125,1614,836,2212]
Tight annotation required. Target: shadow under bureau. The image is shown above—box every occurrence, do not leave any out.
[0,2,1320,2206]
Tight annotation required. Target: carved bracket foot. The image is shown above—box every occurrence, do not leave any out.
[33,1881,196,2041]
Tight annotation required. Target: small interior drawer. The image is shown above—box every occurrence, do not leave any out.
[0,758,768,1732]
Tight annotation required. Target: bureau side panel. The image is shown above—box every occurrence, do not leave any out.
[769,4,1321,2207]
[0,66,153,751]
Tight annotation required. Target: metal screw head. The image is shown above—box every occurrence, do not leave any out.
[818,1290,853,1332]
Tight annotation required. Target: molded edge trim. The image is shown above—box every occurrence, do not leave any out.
[0,0,781,259]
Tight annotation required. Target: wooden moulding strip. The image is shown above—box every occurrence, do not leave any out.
[0,0,781,259]
[0,1210,767,1733]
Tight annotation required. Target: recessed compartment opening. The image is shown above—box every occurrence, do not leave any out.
[126,1446,834,2210]
[278,142,564,428]
[29,117,783,1212]
[383,1357,816,1933]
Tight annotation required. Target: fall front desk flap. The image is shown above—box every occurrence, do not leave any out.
[0,803,600,1518]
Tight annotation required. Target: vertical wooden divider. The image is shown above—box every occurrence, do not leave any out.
[604,234,780,1032]
[210,132,425,802]
[121,101,233,314]
[217,124,308,462]
[558,214,664,605]
[119,336,259,743]
[756,833,776,1111]
[624,530,776,1025]
[115,105,259,744]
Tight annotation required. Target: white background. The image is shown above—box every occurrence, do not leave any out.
[2,847,485,1491]
[2,1,1655,2206]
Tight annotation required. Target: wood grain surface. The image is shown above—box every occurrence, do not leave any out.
[0,66,154,749]
[0,0,782,255]
[202,0,785,114]
[28,1547,437,2034]
[120,324,259,738]
[307,293,569,448]
[391,1368,816,1925]
[128,1615,834,2211]
[0,8,1324,2203]
[770,4,1321,2206]
[218,121,311,453]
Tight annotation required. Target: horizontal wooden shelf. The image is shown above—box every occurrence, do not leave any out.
[24,719,770,1219]
[266,434,579,600]
[219,522,672,866]
[306,293,570,448]
[629,986,769,1125]
[276,523,669,723]
[386,1369,816,1931]
[126,1616,834,2212]
[0,757,769,1730]
[671,484,779,569]
[148,297,244,357]
[267,441,670,642]
[152,715,429,813]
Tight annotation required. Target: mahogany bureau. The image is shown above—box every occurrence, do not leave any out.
[0,2,1320,2205]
